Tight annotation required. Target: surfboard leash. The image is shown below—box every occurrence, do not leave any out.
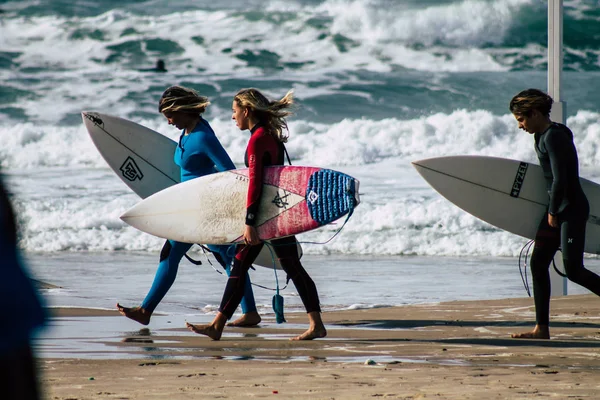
[297,192,357,247]
[551,254,567,278]
[518,240,534,297]
[184,253,202,265]
[263,242,287,323]
[186,244,289,292]
[518,240,568,297]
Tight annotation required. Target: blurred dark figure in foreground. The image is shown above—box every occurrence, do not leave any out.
[0,173,47,400]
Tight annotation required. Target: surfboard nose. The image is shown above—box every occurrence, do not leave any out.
[81,111,90,126]
[411,158,433,181]
[120,205,142,228]
[119,201,170,240]
[119,208,134,222]
[81,111,104,129]
[411,156,449,172]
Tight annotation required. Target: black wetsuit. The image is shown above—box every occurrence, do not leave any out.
[218,124,321,319]
[530,123,600,325]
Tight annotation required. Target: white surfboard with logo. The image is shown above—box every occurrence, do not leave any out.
[412,155,600,254]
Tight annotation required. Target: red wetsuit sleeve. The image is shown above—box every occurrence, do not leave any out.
[245,133,264,225]
[245,128,279,226]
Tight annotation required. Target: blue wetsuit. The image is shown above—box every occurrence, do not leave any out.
[0,176,46,399]
[141,118,257,315]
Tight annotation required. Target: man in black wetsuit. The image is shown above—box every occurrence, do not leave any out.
[509,88,600,339]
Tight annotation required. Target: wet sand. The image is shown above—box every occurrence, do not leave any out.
[40,294,600,399]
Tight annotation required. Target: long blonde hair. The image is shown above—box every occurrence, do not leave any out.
[234,88,294,143]
[158,86,210,115]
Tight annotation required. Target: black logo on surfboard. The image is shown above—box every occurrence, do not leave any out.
[84,112,104,128]
[120,157,144,182]
[510,162,528,198]
[273,190,290,209]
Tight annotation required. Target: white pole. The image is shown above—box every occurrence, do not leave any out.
[548,0,568,296]
[548,0,566,123]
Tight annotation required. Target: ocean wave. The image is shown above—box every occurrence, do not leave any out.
[4,109,600,170]
[4,0,600,258]
[1,0,599,78]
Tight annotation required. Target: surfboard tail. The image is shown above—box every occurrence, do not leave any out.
[306,169,360,226]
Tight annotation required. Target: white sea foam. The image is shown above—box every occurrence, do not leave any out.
[5,110,600,171]
[320,0,532,46]
[0,0,536,90]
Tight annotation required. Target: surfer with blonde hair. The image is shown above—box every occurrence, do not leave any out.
[186,88,327,341]
[509,88,600,339]
[117,85,261,328]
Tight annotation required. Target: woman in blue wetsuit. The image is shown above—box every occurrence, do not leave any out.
[186,88,326,341]
[509,88,600,339]
[117,86,261,327]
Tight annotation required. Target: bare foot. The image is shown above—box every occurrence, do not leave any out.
[186,322,223,340]
[291,326,327,341]
[290,311,327,341]
[227,311,262,327]
[116,303,150,325]
[511,324,550,339]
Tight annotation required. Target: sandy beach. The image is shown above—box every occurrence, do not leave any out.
[39,294,600,399]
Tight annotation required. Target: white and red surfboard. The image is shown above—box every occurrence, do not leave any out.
[120,165,360,245]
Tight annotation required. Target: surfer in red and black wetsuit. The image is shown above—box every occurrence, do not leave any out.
[186,88,327,341]
[510,88,600,339]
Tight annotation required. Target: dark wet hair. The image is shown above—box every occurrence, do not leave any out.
[158,86,209,115]
[509,88,553,117]
[233,88,294,143]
